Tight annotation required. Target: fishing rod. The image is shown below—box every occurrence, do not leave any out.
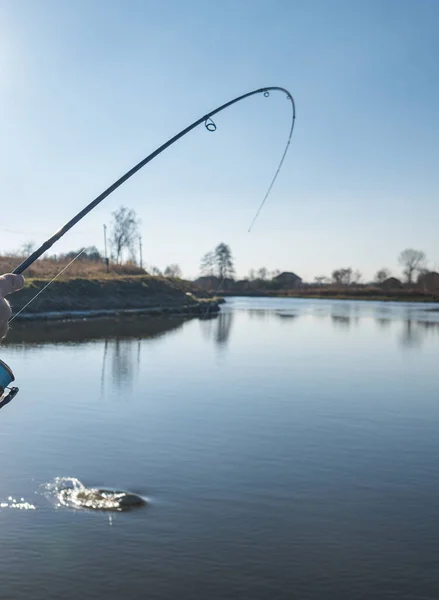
[0,85,296,408]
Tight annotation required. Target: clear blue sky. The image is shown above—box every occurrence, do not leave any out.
[1,0,438,281]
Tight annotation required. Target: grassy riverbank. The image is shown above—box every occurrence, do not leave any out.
[10,275,220,320]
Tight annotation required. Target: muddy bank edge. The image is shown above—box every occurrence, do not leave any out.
[10,276,222,321]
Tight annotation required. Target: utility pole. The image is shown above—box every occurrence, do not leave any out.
[139,235,143,269]
[103,224,109,272]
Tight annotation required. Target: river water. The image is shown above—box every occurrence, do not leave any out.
[1,297,439,599]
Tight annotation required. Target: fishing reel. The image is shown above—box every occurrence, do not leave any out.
[0,359,19,410]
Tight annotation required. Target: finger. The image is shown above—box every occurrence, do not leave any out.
[0,320,8,340]
[0,298,11,340]
[0,274,25,297]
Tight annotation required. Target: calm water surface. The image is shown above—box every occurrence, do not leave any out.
[1,297,439,599]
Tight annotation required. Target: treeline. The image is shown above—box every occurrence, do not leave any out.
[2,201,437,291]
[196,244,437,288]
[315,249,432,287]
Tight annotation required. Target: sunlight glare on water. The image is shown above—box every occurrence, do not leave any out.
[0,497,36,510]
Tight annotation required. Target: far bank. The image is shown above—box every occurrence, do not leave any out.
[197,287,439,304]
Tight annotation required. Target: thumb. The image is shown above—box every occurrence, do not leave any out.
[0,274,25,297]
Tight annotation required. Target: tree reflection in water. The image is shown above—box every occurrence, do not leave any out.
[199,311,234,348]
[5,315,189,392]
[331,315,352,331]
[399,318,439,349]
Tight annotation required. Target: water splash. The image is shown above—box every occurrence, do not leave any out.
[44,477,146,512]
[0,496,36,510]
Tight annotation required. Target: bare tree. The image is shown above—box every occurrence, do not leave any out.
[375,268,391,284]
[201,244,235,278]
[200,251,215,276]
[257,267,268,280]
[248,269,256,281]
[110,206,140,264]
[20,240,36,256]
[314,276,329,285]
[332,268,353,286]
[164,264,182,278]
[398,248,426,284]
[214,243,235,279]
[150,266,162,276]
[63,246,102,262]
[351,269,362,284]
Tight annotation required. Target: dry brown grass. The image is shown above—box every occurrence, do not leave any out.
[0,254,146,279]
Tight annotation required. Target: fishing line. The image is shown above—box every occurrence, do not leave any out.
[0,226,91,237]
[248,95,294,232]
[201,91,295,311]
[9,248,86,323]
[0,226,52,236]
